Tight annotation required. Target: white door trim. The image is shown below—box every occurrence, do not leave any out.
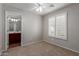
[4,10,23,51]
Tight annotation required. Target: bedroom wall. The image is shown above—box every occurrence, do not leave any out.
[22,11,42,46]
[43,4,79,52]
[0,4,3,55]
[2,4,42,51]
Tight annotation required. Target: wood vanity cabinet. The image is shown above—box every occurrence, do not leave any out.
[9,33,21,48]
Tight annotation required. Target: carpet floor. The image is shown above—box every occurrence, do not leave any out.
[2,41,79,56]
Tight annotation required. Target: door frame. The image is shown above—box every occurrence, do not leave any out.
[4,10,23,51]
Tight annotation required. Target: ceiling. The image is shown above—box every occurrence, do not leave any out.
[4,3,71,15]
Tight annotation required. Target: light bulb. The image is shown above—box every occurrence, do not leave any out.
[11,19,14,21]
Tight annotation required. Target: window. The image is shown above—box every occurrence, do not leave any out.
[48,17,55,37]
[48,12,67,40]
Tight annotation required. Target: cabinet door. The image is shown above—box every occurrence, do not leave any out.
[9,33,21,48]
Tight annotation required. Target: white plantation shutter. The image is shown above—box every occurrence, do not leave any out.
[56,12,67,40]
[48,12,67,40]
[48,17,55,37]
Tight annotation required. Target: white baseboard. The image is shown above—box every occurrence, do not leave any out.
[43,40,79,53]
[22,40,43,47]
[0,51,2,56]
[0,52,1,56]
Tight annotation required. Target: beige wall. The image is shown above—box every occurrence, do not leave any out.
[43,4,79,52]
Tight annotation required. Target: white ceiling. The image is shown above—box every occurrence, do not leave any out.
[4,3,71,15]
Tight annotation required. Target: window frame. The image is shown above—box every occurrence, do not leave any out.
[48,12,68,40]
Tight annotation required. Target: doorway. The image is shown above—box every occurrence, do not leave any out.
[8,16,21,48]
[5,11,22,50]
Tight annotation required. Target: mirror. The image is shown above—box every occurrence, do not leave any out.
[8,15,21,32]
